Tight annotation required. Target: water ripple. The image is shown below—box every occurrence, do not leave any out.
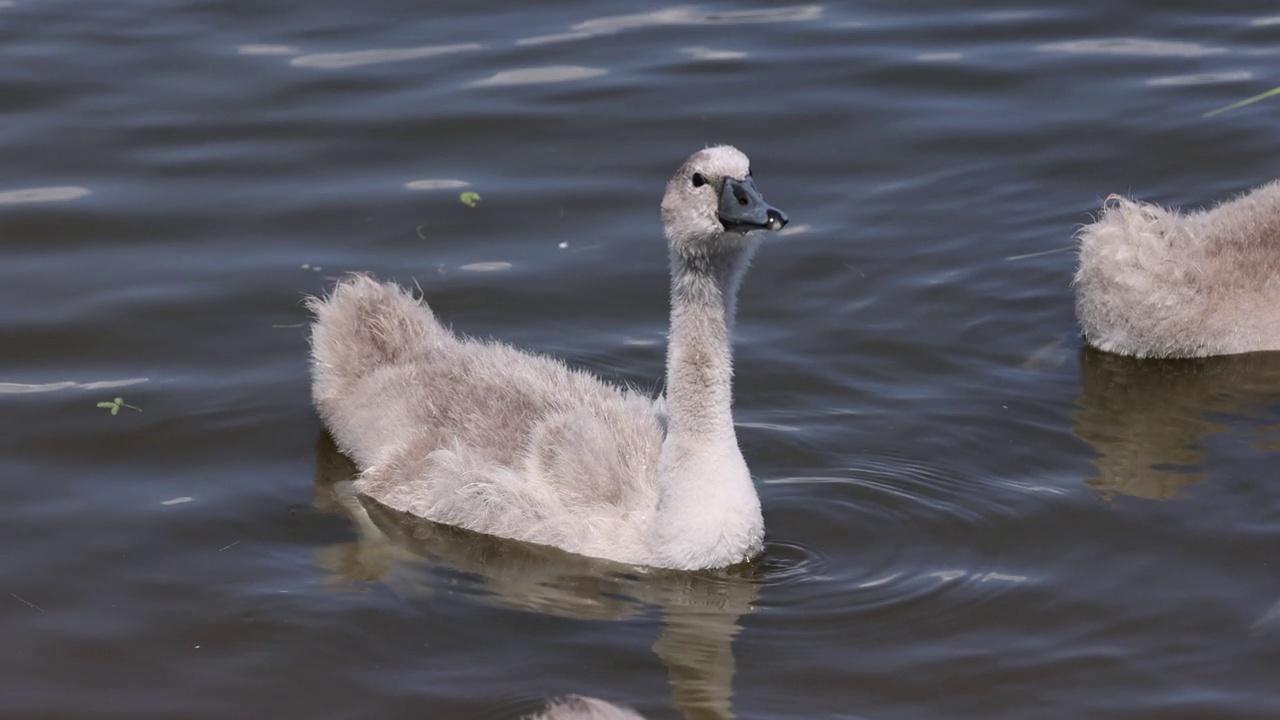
[468,66,607,87]
[516,4,821,46]
[235,44,298,56]
[0,377,148,394]
[459,262,513,272]
[290,43,483,69]
[681,47,747,61]
[1147,71,1252,86]
[1038,38,1229,57]
[0,186,90,205]
[404,179,471,191]
[757,452,1042,625]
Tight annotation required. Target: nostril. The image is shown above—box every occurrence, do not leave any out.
[738,197,748,206]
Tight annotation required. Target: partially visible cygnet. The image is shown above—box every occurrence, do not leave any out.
[1074,180,1280,358]
[526,695,646,720]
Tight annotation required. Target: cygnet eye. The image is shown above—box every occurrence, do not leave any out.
[691,172,706,188]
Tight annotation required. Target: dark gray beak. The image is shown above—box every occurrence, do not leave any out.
[718,177,788,233]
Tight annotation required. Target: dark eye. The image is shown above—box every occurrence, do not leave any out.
[691,172,706,188]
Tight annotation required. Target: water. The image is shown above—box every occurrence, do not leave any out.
[3,0,1279,717]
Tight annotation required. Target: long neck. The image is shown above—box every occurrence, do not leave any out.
[653,239,764,569]
[663,243,755,442]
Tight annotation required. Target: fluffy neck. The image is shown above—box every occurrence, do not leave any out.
[653,237,764,569]
[663,242,754,439]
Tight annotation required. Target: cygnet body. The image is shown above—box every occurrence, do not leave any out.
[308,146,787,570]
[1074,180,1280,358]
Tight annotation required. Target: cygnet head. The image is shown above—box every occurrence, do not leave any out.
[661,145,788,257]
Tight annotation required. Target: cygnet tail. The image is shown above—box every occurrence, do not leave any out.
[307,274,440,397]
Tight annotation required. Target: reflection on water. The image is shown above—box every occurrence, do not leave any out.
[289,43,483,70]
[680,48,747,61]
[1037,38,1229,57]
[235,44,299,56]
[0,377,148,394]
[1147,71,1253,87]
[312,433,759,720]
[1074,348,1280,500]
[405,179,472,191]
[516,4,822,46]
[0,186,90,204]
[468,66,608,88]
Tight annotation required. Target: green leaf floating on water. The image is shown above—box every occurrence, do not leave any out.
[97,396,141,415]
[460,191,481,207]
[1204,86,1280,117]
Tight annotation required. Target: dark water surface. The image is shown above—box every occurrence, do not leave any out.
[3,0,1280,717]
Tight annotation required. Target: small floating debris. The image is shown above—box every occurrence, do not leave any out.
[301,263,322,271]
[459,261,511,272]
[459,191,481,207]
[1004,245,1071,261]
[558,241,569,249]
[0,186,91,205]
[161,497,194,506]
[917,52,963,62]
[1204,85,1280,117]
[405,179,471,191]
[468,65,607,87]
[9,593,42,611]
[96,397,141,415]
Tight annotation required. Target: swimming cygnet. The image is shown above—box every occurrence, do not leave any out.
[1074,180,1280,358]
[308,145,788,570]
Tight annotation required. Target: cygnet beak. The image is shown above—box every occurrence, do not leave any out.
[718,177,788,233]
